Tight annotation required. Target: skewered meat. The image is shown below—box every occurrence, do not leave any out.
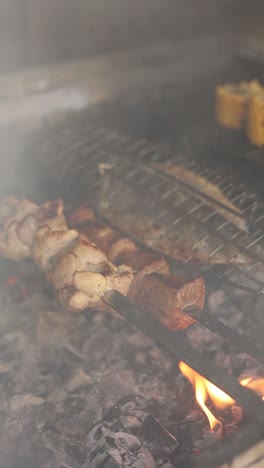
[69,205,205,328]
[69,212,169,273]
[49,233,133,312]
[0,197,205,329]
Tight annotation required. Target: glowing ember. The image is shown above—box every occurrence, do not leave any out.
[179,361,264,430]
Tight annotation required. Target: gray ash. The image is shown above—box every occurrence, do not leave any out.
[0,259,262,467]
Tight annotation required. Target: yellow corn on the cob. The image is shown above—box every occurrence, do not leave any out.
[247,92,264,146]
[216,80,262,129]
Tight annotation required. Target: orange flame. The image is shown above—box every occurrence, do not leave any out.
[179,362,264,429]
[240,377,264,400]
[179,361,226,430]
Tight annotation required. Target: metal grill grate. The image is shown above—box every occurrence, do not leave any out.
[29,113,264,296]
[22,110,264,467]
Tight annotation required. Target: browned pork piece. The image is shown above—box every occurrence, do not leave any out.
[131,273,205,330]
[68,205,205,329]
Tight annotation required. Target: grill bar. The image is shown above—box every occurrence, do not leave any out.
[103,290,264,426]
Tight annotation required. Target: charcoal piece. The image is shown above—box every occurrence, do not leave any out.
[54,416,90,437]
[66,370,93,393]
[82,388,104,429]
[6,393,44,414]
[113,432,141,452]
[47,389,68,404]
[131,446,155,468]
[139,415,179,457]
[97,371,138,406]
[208,290,244,327]
[42,430,85,468]
[85,424,104,454]
[120,415,142,430]
[104,404,121,430]
[231,405,243,423]
[104,405,121,422]
[186,324,224,352]
[0,361,12,375]
[84,428,155,468]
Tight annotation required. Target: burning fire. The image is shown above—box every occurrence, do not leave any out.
[240,376,264,400]
[179,361,264,430]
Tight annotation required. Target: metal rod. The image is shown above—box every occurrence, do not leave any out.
[103,290,264,426]
[184,305,264,366]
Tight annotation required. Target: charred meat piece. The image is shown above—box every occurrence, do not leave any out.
[131,273,205,330]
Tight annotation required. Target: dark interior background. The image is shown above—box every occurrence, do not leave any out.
[0,0,263,73]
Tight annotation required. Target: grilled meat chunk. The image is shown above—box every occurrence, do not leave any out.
[51,234,108,291]
[50,233,133,311]
[131,273,205,330]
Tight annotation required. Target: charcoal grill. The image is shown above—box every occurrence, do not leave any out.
[16,113,264,465]
[2,36,264,467]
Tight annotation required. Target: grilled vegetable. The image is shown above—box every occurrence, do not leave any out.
[216,80,262,129]
[247,92,264,146]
